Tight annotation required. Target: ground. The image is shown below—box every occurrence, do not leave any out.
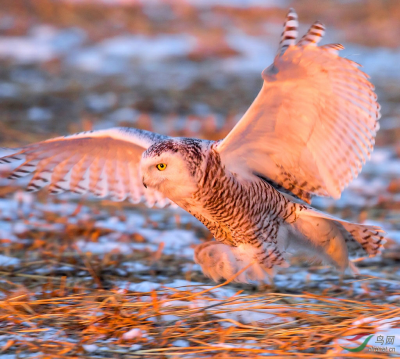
[0,0,399,357]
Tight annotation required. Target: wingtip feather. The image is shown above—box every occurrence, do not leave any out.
[277,8,298,55]
[298,20,326,46]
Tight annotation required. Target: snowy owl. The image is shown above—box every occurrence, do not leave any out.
[0,9,385,283]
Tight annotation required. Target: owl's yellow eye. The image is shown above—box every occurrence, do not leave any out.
[156,163,167,171]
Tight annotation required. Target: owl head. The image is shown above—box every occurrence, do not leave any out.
[140,138,207,200]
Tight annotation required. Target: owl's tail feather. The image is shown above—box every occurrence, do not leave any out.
[291,208,386,274]
[336,221,386,257]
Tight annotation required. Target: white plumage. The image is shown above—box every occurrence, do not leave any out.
[219,9,379,202]
[0,9,385,283]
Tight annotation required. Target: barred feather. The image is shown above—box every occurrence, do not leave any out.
[0,128,172,208]
[321,43,344,55]
[278,8,298,55]
[297,21,325,46]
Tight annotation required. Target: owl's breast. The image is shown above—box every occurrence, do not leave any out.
[190,206,236,245]
[180,148,280,245]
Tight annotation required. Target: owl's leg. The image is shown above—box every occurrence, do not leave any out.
[194,241,237,282]
[194,240,284,283]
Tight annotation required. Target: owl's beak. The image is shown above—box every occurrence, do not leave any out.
[142,178,147,188]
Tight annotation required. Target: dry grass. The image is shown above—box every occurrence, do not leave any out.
[1,268,399,358]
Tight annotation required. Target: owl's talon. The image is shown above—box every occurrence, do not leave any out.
[194,241,275,283]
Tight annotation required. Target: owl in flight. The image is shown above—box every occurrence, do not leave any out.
[0,9,385,283]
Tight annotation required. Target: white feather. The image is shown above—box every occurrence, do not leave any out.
[217,13,380,201]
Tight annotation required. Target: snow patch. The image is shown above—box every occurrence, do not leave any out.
[122,328,145,340]
[0,254,20,267]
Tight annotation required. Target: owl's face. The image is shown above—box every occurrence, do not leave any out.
[140,139,202,200]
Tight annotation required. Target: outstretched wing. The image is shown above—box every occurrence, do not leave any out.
[0,127,172,207]
[217,8,380,202]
